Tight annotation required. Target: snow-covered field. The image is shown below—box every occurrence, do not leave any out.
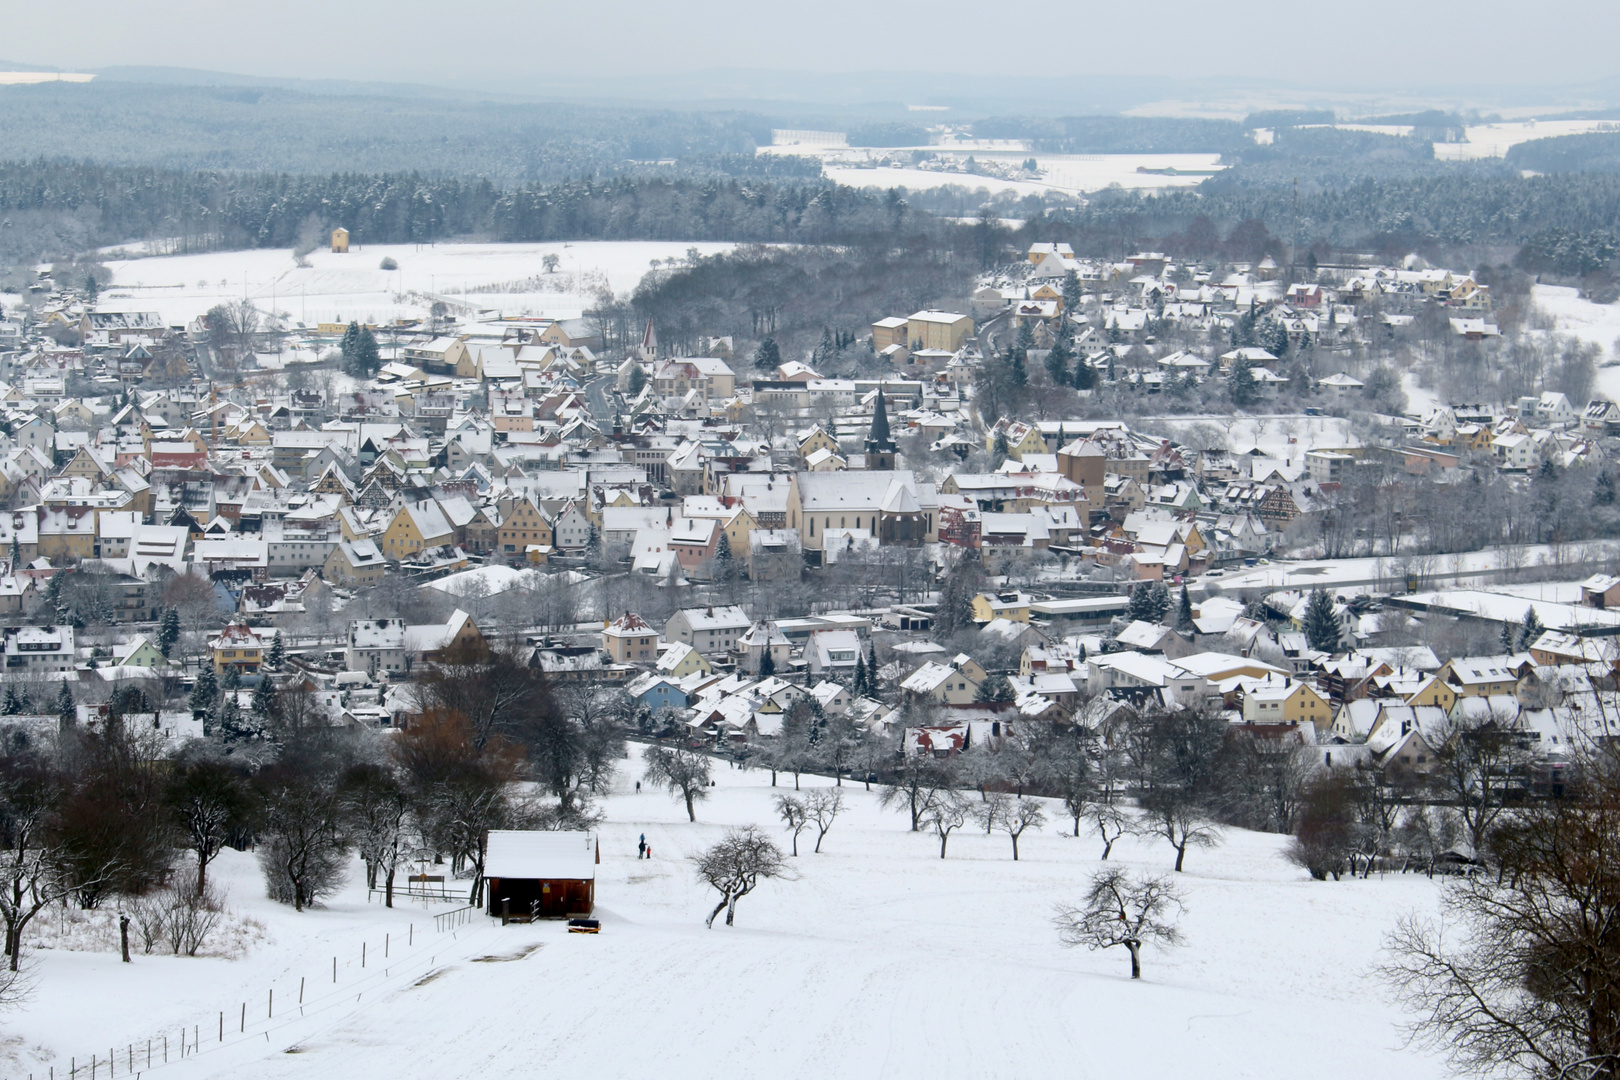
[1139,414,1363,457]
[5,744,1450,1080]
[1529,284,1620,401]
[96,241,738,327]
[1432,119,1620,161]
[760,143,1224,198]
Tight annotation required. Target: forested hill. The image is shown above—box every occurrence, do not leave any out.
[0,161,933,261]
[0,80,772,180]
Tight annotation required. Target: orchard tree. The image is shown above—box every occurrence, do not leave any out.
[1055,868,1185,979]
[643,747,712,822]
[696,826,787,928]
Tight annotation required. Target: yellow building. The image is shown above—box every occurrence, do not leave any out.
[380,500,454,560]
[209,621,265,675]
[331,228,350,253]
[906,310,974,352]
[1242,677,1332,730]
[1405,675,1459,712]
[797,426,841,464]
[971,591,1032,624]
[496,495,552,558]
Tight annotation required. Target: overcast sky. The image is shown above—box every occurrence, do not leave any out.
[6,0,1618,97]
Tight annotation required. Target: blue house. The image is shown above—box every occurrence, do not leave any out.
[627,674,690,712]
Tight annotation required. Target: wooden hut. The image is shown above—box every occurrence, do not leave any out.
[485,830,598,921]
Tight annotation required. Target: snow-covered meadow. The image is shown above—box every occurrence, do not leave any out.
[2,744,1450,1080]
[94,241,738,328]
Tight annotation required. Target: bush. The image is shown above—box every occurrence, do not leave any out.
[379,257,399,271]
[127,884,226,956]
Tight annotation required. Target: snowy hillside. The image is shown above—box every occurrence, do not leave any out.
[95,241,737,327]
[4,744,1449,1080]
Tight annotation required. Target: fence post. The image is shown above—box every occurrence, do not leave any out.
[409,923,413,946]
[219,1011,223,1042]
[240,1003,245,1033]
[385,932,389,958]
[269,988,273,1018]
[299,976,305,1005]
[333,956,336,983]
[361,942,365,968]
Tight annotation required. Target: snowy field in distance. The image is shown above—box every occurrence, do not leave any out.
[760,143,1224,197]
[1531,284,1620,401]
[1137,414,1362,458]
[96,241,738,327]
[2,744,1451,1080]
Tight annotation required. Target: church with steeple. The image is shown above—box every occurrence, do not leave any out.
[864,387,897,470]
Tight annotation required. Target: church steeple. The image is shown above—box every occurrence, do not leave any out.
[865,387,896,470]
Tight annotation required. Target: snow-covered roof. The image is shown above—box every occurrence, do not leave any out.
[484,830,597,881]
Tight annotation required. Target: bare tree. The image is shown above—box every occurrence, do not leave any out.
[880,754,955,832]
[643,747,712,822]
[164,760,251,896]
[1430,705,1534,857]
[339,763,411,906]
[0,754,73,972]
[1138,793,1222,873]
[774,794,809,856]
[254,763,349,912]
[803,789,843,854]
[922,789,970,859]
[695,826,788,928]
[1054,868,1185,980]
[1380,777,1620,1079]
[998,796,1047,861]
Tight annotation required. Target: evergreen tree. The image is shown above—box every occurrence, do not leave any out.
[157,607,180,658]
[340,321,360,360]
[55,682,74,726]
[251,675,276,718]
[753,335,781,372]
[714,531,733,581]
[1009,347,1027,388]
[991,429,1011,466]
[1302,588,1341,652]
[1500,620,1517,653]
[1175,585,1194,632]
[1594,468,1617,508]
[221,665,241,694]
[266,632,285,670]
[1045,335,1072,385]
[1127,581,1155,622]
[1073,352,1096,390]
[1147,582,1172,623]
[352,326,381,377]
[975,673,1015,703]
[853,652,868,696]
[1014,318,1035,361]
[218,695,259,744]
[813,327,835,366]
[1229,356,1259,407]
[6,535,16,569]
[190,668,219,721]
[627,365,648,396]
[1062,269,1082,313]
[1515,606,1545,652]
[1,686,20,716]
[758,648,775,678]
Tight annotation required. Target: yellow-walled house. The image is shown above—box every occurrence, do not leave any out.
[971,591,1032,624]
[1242,675,1332,731]
[1405,674,1459,712]
[656,641,712,679]
[380,500,454,560]
[209,621,265,675]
